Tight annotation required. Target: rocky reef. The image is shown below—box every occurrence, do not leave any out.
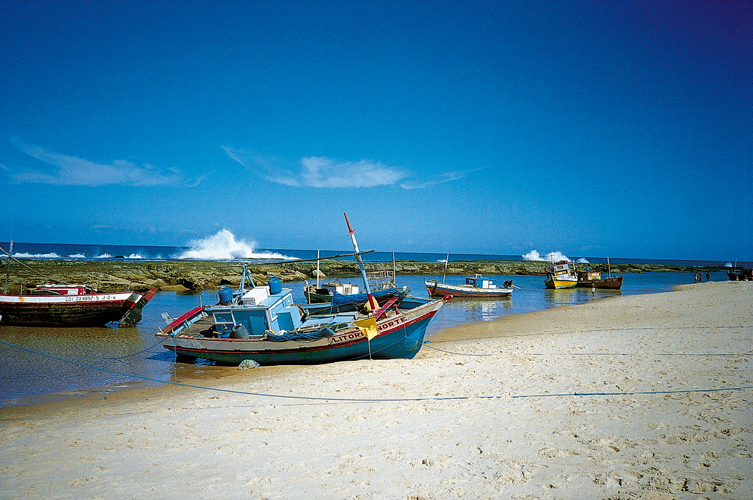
[1,258,722,294]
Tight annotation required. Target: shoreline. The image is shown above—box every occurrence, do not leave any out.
[1,281,751,498]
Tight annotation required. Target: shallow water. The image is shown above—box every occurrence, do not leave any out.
[0,271,721,408]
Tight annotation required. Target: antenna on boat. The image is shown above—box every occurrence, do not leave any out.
[344,212,378,311]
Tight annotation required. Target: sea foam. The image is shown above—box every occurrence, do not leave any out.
[522,249,570,262]
[11,252,61,259]
[177,229,293,260]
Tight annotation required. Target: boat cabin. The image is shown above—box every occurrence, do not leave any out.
[207,285,304,337]
[206,285,360,339]
[579,269,601,281]
[322,282,359,295]
[465,274,497,289]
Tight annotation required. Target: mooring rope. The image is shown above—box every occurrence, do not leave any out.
[2,339,751,405]
[101,337,169,360]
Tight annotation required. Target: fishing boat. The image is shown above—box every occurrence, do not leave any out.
[304,251,405,305]
[0,241,155,327]
[155,214,448,365]
[303,250,362,303]
[0,284,156,327]
[726,266,752,281]
[423,254,514,298]
[575,259,624,290]
[304,279,360,303]
[425,274,513,298]
[544,260,578,289]
[576,271,624,290]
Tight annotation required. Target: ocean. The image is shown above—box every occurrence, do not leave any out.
[1,239,747,268]
[0,238,746,408]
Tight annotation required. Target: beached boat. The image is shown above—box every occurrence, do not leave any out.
[425,274,513,298]
[0,284,156,327]
[544,261,578,289]
[726,267,752,281]
[155,214,447,365]
[156,276,447,365]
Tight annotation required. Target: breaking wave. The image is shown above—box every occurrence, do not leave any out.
[522,249,571,262]
[178,229,294,260]
[10,252,61,259]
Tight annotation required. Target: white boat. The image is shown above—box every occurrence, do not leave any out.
[425,274,513,298]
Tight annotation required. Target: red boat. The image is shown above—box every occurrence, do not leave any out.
[0,284,156,327]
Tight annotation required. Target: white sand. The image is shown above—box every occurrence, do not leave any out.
[1,281,751,499]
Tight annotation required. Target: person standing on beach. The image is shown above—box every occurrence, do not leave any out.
[706,272,710,282]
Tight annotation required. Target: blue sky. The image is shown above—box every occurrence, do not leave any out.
[1,0,751,261]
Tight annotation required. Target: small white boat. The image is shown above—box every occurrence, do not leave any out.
[425,274,513,298]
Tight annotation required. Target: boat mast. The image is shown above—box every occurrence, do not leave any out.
[3,240,12,294]
[442,253,449,283]
[316,250,320,288]
[392,251,396,287]
[343,213,378,310]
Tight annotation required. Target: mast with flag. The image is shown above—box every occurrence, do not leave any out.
[344,212,379,312]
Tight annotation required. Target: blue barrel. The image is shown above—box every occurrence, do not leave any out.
[218,285,233,305]
[268,276,282,295]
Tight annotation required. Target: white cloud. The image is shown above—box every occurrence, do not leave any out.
[223,146,476,190]
[10,138,194,187]
[400,168,483,190]
[296,157,405,188]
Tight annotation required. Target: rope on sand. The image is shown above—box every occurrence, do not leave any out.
[1,339,752,405]
[421,342,496,356]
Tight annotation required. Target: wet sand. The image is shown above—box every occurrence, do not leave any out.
[1,281,751,499]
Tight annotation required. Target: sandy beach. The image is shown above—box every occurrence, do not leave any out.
[1,281,751,499]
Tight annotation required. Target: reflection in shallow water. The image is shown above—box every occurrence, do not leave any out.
[0,271,716,407]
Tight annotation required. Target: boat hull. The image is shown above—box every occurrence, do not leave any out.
[576,276,624,290]
[0,291,148,327]
[424,280,512,298]
[544,277,578,289]
[158,298,445,365]
[726,268,753,281]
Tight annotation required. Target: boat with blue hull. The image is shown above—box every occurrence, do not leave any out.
[155,214,447,365]
[155,284,446,365]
